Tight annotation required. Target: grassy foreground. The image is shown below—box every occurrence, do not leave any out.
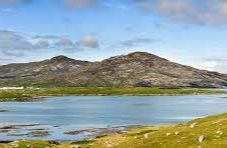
[0,87,226,101]
[1,113,227,147]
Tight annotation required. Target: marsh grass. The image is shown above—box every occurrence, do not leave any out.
[0,87,226,101]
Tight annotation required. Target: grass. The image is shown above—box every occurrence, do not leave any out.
[0,140,51,148]
[0,87,226,101]
[0,91,33,101]
[1,113,227,147]
[84,113,227,148]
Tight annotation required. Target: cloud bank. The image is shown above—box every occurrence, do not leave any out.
[135,0,227,25]
[0,30,100,60]
[3,0,227,26]
[0,30,49,50]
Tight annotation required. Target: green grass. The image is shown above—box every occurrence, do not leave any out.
[66,113,227,148]
[0,87,226,101]
[0,140,51,148]
[0,91,33,101]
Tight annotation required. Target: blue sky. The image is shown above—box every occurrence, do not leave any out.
[0,0,227,73]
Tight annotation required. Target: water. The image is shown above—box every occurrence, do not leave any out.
[0,95,227,141]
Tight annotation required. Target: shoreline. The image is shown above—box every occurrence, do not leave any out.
[0,96,47,102]
[0,93,226,102]
[0,87,226,102]
[0,124,145,143]
[0,113,227,147]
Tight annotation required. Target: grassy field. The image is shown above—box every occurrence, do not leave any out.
[1,113,227,147]
[0,87,226,101]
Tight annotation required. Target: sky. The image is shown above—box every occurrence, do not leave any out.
[0,0,227,73]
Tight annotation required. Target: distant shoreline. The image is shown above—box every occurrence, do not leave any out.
[0,87,226,102]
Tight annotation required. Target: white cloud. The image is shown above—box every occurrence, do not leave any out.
[200,59,227,73]
[78,35,99,48]
[201,61,218,71]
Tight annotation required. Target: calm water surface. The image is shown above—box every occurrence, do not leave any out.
[0,95,227,141]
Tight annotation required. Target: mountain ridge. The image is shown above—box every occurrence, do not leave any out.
[0,51,226,88]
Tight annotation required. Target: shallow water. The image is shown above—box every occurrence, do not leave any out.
[0,95,227,141]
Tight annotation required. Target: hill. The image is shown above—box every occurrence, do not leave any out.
[0,52,227,88]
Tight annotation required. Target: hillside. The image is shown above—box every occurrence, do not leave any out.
[68,113,227,148]
[0,52,227,88]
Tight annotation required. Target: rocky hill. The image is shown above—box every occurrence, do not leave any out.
[0,52,227,88]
